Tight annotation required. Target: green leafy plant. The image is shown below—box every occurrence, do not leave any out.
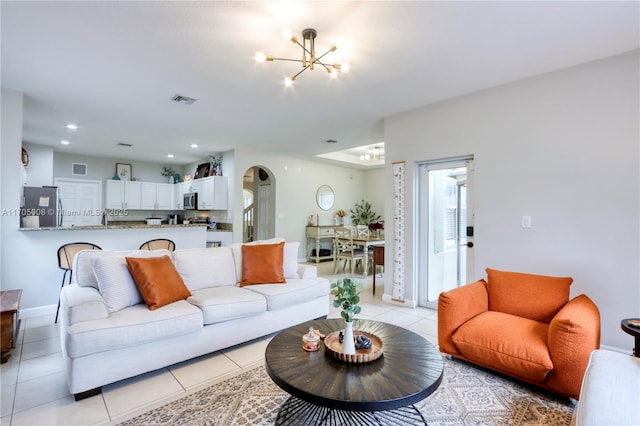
[350,200,381,225]
[330,278,362,322]
[209,153,223,170]
[161,166,175,177]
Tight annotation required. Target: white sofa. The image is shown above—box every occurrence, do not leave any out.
[572,349,640,425]
[59,240,330,400]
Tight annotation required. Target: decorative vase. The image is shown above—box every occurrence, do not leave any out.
[342,321,356,355]
[168,176,174,184]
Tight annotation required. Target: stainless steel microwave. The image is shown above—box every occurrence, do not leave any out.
[183,192,197,210]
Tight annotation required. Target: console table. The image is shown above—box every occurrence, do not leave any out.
[306,226,337,263]
[1,289,22,363]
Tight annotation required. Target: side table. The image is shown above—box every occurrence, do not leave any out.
[1,289,22,363]
[621,319,640,358]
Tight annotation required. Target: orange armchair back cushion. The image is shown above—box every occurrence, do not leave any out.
[486,268,572,323]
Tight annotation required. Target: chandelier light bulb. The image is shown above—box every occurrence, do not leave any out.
[330,69,339,79]
[284,76,294,87]
[281,27,294,41]
[255,52,267,62]
[335,37,348,50]
[341,63,350,73]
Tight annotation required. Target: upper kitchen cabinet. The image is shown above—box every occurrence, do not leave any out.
[105,180,141,209]
[140,182,173,210]
[194,176,227,210]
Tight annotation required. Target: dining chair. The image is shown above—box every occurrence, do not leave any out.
[56,242,102,323]
[139,238,176,252]
[333,227,365,275]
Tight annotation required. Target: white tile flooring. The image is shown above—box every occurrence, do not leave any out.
[0,262,438,425]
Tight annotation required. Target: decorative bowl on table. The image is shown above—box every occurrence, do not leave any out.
[324,330,383,363]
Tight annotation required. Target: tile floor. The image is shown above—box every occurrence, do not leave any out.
[0,262,438,426]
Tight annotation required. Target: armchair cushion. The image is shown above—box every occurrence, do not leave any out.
[452,311,553,381]
[486,268,572,323]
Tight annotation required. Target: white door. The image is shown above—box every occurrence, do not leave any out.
[417,157,474,308]
[55,178,102,227]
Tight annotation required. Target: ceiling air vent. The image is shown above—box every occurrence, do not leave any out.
[171,94,197,105]
[117,142,133,147]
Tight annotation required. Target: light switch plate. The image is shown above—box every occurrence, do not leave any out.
[522,215,532,228]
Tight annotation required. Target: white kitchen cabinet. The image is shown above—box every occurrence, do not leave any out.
[173,182,185,209]
[193,176,228,210]
[141,182,173,210]
[105,180,141,209]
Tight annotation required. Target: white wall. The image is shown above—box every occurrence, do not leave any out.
[384,50,639,350]
[362,168,385,222]
[23,142,54,187]
[1,88,24,296]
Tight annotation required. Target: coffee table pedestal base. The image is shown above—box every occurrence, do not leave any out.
[275,396,427,426]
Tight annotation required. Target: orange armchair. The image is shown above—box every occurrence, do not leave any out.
[438,268,600,400]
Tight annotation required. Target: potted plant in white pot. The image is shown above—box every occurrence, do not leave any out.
[330,278,362,355]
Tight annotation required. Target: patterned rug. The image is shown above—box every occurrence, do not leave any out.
[118,358,574,426]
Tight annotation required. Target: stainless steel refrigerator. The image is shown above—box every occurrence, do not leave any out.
[21,186,60,228]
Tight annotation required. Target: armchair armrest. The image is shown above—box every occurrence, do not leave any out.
[438,279,488,355]
[546,294,600,399]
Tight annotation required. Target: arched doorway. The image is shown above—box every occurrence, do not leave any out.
[242,166,276,242]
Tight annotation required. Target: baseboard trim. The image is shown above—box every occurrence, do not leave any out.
[381,294,417,308]
[600,344,629,355]
[20,304,56,319]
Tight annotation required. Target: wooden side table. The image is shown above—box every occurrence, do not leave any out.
[1,290,22,363]
[621,319,640,358]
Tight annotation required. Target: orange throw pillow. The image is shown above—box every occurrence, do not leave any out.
[240,242,286,287]
[486,268,572,323]
[125,255,191,310]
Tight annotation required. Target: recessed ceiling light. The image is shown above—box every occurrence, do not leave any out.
[66,123,78,130]
[190,143,198,148]
[167,154,174,158]
[60,140,70,145]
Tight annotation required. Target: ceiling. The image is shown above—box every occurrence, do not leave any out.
[2,1,638,169]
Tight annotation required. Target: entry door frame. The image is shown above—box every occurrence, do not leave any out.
[416,155,474,309]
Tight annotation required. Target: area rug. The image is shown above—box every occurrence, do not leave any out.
[117,358,574,426]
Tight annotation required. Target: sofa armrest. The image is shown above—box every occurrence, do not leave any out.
[546,294,600,399]
[60,284,110,326]
[298,264,318,280]
[438,279,488,355]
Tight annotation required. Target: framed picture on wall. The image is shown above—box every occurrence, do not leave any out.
[194,163,210,179]
[116,163,132,181]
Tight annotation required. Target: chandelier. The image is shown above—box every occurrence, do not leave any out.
[255,28,349,87]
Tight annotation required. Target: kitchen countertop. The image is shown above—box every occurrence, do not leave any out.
[19,223,209,231]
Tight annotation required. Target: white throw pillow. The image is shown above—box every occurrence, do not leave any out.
[174,247,237,291]
[92,256,143,312]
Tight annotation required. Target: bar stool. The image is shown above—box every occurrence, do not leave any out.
[56,242,102,323]
[139,239,175,251]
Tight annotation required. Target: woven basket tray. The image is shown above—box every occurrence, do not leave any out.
[324,330,383,363]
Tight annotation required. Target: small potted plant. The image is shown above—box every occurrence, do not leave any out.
[330,278,362,354]
[335,209,347,226]
[161,166,176,183]
[209,154,223,176]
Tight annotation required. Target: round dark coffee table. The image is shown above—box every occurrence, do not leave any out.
[265,318,444,425]
[621,319,640,357]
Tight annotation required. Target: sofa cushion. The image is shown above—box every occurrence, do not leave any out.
[64,300,203,358]
[486,268,572,323]
[239,242,286,286]
[74,249,172,289]
[187,286,267,325]
[452,311,554,382]
[173,247,237,291]
[92,255,143,312]
[243,277,330,311]
[126,255,191,310]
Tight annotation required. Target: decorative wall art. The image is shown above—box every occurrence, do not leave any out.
[392,161,406,302]
[116,163,132,181]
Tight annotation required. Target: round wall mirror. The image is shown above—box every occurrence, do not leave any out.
[316,185,335,211]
